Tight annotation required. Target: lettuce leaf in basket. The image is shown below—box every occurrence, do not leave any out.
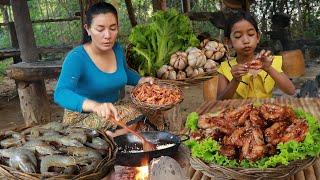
[185,112,199,132]
[184,109,320,169]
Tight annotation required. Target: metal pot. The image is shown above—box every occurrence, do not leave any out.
[114,131,183,167]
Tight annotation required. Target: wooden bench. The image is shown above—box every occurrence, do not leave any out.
[0,46,73,61]
[6,60,62,125]
[6,60,62,81]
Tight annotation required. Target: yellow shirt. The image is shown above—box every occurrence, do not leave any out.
[217,56,283,99]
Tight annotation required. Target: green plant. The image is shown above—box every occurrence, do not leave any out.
[129,9,199,76]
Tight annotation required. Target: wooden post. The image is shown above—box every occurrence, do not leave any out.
[181,0,190,13]
[11,0,50,125]
[203,75,219,101]
[8,22,21,64]
[125,0,137,27]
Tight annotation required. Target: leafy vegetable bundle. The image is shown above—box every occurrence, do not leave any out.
[129,9,199,76]
[184,109,320,169]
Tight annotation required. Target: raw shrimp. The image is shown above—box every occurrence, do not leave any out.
[9,149,37,173]
[0,137,23,148]
[40,155,90,173]
[23,140,60,155]
[39,135,83,147]
[85,137,109,150]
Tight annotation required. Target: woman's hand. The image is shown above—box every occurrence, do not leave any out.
[138,76,155,85]
[231,64,248,81]
[92,102,119,120]
[257,50,273,72]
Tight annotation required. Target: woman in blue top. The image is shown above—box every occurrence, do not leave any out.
[54,2,153,133]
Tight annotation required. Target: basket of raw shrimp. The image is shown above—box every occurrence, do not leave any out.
[0,122,117,179]
[130,82,184,111]
[185,103,320,179]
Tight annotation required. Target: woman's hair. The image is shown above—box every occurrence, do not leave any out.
[224,11,259,38]
[83,2,118,44]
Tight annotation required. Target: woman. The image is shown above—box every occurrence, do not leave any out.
[54,2,153,134]
[217,11,295,99]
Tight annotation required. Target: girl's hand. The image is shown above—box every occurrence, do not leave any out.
[93,102,119,120]
[257,50,273,72]
[138,76,155,85]
[231,64,248,81]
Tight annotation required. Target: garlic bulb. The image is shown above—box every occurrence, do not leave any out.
[177,71,187,80]
[203,41,226,61]
[187,48,206,68]
[168,70,177,80]
[157,65,175,79]
[185,66,205,78]
[204,59,218,73]
[200,38,210,49]
[170,52,188,70]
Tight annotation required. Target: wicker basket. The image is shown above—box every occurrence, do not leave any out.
[0,125,117,180]
[190,156,318,180]
[131,82,183,111]
[158,71,218,86]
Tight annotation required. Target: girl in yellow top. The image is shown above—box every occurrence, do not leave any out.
[217,11,295,99]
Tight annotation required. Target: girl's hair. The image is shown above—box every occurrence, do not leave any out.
[83,2,118,44]
[224,11,259,38]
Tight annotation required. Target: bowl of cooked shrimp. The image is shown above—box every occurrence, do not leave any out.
[185,103,320,179]
[130,82,183,111]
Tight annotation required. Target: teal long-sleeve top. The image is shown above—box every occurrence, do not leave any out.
[54,42,140,112]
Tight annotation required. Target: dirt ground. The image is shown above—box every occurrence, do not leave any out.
[0,60,319,130]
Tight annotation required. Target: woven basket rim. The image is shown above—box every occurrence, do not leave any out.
[0,125,117,179]
[130,82,184,111]
[190,156,318,179]
[158,71,218,86]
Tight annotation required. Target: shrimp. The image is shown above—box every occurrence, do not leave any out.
[61,146,103,172]
[40,121,66,131]
[40,155,90,173]
[38,135,83,147]
[23,140,60,155]
[280,121,308,143]
[264,122,289,145]
[225,104,253,125]
[85,137,109,150]
[60,146,102,160]
[67,132,87,144]
[223,127,246,147]
[241,128,265,161]
[260,103,285,121]
[9,149,37,173]
[0,137,23,148]
[249,108,266,129]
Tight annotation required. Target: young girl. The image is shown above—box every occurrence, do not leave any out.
[217,11,295,100]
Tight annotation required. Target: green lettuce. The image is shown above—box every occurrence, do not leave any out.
[184,109,320,169]
[129,9,199,76]
[185,112,199,132]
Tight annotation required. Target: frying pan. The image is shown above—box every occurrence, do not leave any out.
[114,131,186,167]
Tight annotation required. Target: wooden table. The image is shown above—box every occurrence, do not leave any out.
[188,97,320,180]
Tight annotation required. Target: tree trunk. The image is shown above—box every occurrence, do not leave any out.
[181,0,190,13]
[125,0,137,27]
[17,81,51,125]
[152,0,167,12]
[295,0,303,36]
[11,0,38,62]
[11,0,50,125]
[0,6,21,63]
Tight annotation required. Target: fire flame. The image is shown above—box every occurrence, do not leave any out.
[135,165,148,180]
